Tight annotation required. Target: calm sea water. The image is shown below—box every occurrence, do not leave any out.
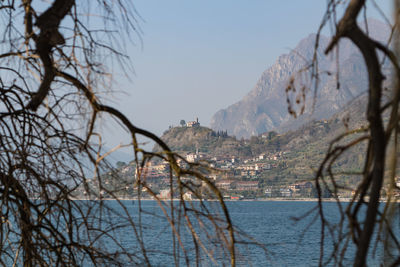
[100,200,399,266]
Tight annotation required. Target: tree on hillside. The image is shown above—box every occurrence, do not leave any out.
[288,0,400,265]
[180,119,186,127]
[267,131,277,140]
[0,1,248,266]
[116,161,127,168]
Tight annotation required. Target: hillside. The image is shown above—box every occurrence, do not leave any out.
[86,93,372,200]
[154,126,252,157]
[154,93,370,189]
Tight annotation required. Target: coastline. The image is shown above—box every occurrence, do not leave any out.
[69,197,394,203]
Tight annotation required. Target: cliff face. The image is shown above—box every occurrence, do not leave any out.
[210,20,388,138]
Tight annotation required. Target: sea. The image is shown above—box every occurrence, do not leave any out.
[98,200,400,266]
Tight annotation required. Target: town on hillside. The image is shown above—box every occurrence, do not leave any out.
[131,149,320,200]
[78,118,395,201]
[75,118,321,200]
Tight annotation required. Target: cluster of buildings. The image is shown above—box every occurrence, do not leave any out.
[186,118,200,128]
[109,120,316,199]
[264,181,314,198]
[125,148,316,199]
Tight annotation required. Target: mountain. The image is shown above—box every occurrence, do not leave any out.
[210,20,389,138]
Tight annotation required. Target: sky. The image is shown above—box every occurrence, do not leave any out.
[101,0,392,150]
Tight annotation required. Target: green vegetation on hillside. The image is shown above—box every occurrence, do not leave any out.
[154,105,370,195]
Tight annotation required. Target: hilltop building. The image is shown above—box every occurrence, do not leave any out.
[186,118,200,127]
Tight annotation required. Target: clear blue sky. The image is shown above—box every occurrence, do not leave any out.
[103,0,392,149]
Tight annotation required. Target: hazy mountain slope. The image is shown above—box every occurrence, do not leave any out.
[210,20,389,138]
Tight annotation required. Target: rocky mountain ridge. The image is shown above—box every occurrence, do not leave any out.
[210,20,389,138]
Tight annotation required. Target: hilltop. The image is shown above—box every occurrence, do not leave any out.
[154,125,252,158]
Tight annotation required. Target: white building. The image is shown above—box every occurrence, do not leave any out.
[186,118,200,127]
